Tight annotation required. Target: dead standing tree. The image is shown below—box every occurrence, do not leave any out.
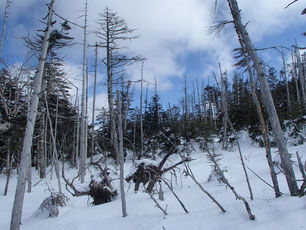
[95,7,143,165]
[233,36,281,198]
[10,1,55,230]
[0,0,11,57]
[219,0,300,196]
[79,0,88,183]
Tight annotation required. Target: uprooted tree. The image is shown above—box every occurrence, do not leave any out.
[62,159,117,205]
[126,152,191,193]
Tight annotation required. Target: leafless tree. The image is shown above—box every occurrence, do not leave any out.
[117,90,127,217]
[95,7,143,164]
[10,1,55,229]
[222,0,299,196]
[0,0,11,57]
[79,0,88,183]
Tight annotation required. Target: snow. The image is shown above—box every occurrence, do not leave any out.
[0,138,305,230]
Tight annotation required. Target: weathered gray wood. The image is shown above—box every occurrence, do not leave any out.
[0,0,11,56]
[227,0,299,196]
[91,44,98,163]
[140,62,144,158]
[117,90,127,217]
[79,0,88,183]
[10,1,55,229]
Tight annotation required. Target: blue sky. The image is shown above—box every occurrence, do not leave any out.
[0,0,305,112]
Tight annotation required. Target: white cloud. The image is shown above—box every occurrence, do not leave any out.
[239,0,305,41]
[1,0,304,95]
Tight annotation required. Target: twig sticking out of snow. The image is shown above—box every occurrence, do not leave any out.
[145,189,168,216]
[207,149,255,220]
[160,132,226,213]
[156,174,189,214]
[179,153,226,213]
[296,152,306,196]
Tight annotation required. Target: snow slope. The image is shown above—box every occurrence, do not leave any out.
[0,136,305,230]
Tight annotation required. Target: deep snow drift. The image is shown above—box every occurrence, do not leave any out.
[0,134,305,230]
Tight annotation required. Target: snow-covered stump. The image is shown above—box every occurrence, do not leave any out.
[34,193,69,218]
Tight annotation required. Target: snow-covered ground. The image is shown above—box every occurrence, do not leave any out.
[1,134,305,230]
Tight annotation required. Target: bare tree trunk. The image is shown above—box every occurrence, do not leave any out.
[79,0,88,183]
[10,2,55,229]
[26,152,32,193]
[192,81,196,118]
[202,81,207,123]
[227,0,299,196]
[75,97,80,169]
[184,75,189,121]
[219,63,228,150]
[281,49,291,112]
[0,0,11,56]
[208,150,255,220]
[91,44,98,163]
[38,113,46,178]
[117,91,127,217]
[240,38,281,197]
[155,77,160,125]
[196,78,201,119]
[140,62,144,158]
[145,83,148,114]
[291,48,301,104]
[45,93,62,194]
[295,47,306,108]
[4,144,12,196]
[85,62,89,163]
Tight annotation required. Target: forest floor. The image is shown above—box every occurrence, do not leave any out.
[0,132,305,230]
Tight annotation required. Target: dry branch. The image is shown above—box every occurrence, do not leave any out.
[145,189,168,216]
[207,150,255,220]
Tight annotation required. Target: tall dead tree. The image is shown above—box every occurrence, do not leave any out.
[218,63,228,150]
[236,34,281,197]
[117,90,127,217]
[10,1,55,230]
[140,62,144,157]
[90,43,98,163]
[79,0,88,183]
[226,0,299,196]
[95,7,142,165]
[196,78,201,119]
[0,0,11,57]
[291,48,301,104]
[295,46,306,109]
[281,49,291,111]
[184,75,189,121]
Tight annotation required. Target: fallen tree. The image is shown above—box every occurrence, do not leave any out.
[62,159,117,205]
[126,152,191,193]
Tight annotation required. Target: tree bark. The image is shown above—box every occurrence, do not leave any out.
[91,43,98,163]
[0,0,11,56]
[10,1,55,229]
[140,62,144,158]
[79,0,88,183]
[281,49,291,112]
[117,90,127,217]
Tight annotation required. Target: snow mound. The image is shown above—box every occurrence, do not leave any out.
[237,130,253,146]
[33,193,69,218]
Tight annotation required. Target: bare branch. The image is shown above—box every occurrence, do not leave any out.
[284,0,299,9]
